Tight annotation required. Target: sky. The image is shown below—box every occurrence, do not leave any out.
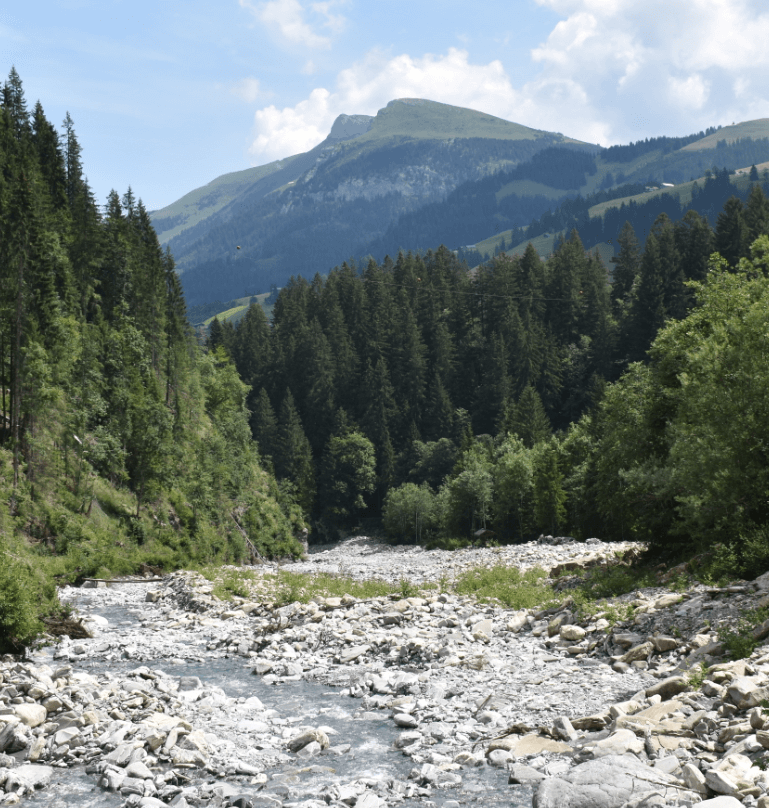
[5,0,769,211]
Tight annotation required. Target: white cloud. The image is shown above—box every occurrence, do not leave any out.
[231,77,262,103]
[248,0,769,164]
[249,48,530,163]
[531,0,769,141]
[239,0,346,50]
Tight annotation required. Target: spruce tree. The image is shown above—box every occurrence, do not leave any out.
[715,196,750,267]
[251,387,278,465]
[275,388,315,513]
[610,221,641,310]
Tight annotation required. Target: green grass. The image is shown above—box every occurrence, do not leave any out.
[151,157,301,244]
[453,564,556,610]
[718,606,769,660]
[495,179,567,202]
[200,293,274,328]
[681,119,769,151]
[270,570,398,605]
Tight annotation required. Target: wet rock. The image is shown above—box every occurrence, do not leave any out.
[287,728,330,752]
[533,754,681,808]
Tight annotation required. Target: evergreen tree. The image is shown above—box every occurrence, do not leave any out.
[500,385,551,448]
[251,387,278,464]
[715,196,750,267]
[274,388,315,513]
[744,185,769,246]
[610,221,641,309]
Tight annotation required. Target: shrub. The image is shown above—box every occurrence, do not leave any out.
[0,562,43,653]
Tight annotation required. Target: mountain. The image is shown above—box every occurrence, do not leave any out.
[152,98,593,305]
[154,101,769,308]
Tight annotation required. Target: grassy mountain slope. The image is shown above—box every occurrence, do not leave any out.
[681,119,769,150]
[151,156,302,243]
[160,99,590,305]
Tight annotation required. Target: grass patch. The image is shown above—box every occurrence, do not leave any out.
[718,606,769,660]
[687,662,709,690]
[272,570,397,605]
[453,564,556,610]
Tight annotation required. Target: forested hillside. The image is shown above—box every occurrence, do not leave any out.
[0,69,303,650]
[214,185,769,567]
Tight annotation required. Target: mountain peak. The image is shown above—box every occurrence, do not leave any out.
[327,113,374,142]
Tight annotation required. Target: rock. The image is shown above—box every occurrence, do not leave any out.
[571,714,609,731]
[125,760,154,779]
[681,761,708,794]
[5,764,53,791]
[287,728,330,752]
[552,715,578,742]
[533,754,681,808]
[487,749,512,767]
[696,798,746,808]
[13,704,47,728]
[507,611,528,633]
[621,642,654,663]
[650,635,678,653]
[703,770,739,795]
[645,675,689,700]
[505,733,571,757]
[509,763,547,784]
[583,729,644,759]
[560,625,586,642]
[356,793,386,808]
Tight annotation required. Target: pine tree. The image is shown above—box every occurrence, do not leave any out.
[31,102,67,211]
[501,386,551,448]
[251,387,278,464]
[3,67,30,143]
[744,185,769,246]
[674,209,713,284]
[62,112,85,207]
[610,221,641,309]
[274,388,315,513]
[715,196,750,267]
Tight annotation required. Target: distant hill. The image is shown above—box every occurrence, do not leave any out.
[153,99,592,305]
[153,105,769,307]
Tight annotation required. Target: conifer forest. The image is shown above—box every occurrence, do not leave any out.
[4,66,769,646]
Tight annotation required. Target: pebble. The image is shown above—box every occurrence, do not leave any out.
[0,534,766,807]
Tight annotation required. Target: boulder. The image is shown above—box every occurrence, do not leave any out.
[13,704,47,728]
[533,754,681,808]
[645,675,689,701]
[287,728,329,752]
[583,729,644,759]
[560,625,586,642]
[621,642,654,663]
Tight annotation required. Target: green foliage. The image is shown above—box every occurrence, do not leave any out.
[718,607,769,660]
[687,662,709,690]
[0,70,309,650]
[576,563,656,601]
[319,431,376,525]
[382,482,440,544]
[0,559,43,653]
[212,569,254,601]
[272,570,395,605]
[397,577,419,599]
[453,564,555,609]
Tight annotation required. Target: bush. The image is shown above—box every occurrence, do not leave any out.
[383,483,441,544]
[0,562,42,653]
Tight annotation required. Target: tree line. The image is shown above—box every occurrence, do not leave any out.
[212,181,769,558]
[0,67,303,611]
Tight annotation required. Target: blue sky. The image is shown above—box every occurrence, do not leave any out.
[5,0,769,211]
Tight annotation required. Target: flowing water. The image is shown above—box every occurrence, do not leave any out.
[23,583,536,808]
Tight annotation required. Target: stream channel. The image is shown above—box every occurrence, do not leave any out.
[23,581,534,808]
